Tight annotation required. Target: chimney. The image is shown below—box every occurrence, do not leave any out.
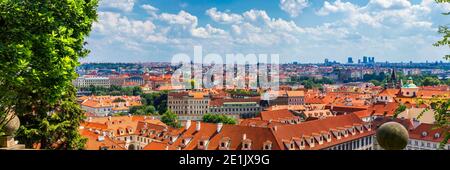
[242,133,247,140]
[185,120,192,130]
[128,113,132,118]
[196,121,201,131]
[273,126,278,132]
[88,117,92,122]
[165,145,169,150]
[217,123,223,133]
[108,115,112,121]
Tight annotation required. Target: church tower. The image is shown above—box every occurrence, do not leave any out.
[386,68,399,89]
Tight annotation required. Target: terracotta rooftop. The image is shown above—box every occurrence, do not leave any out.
[260,109,300,122]
[272,114,374,150]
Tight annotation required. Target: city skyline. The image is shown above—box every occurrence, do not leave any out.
[84,0,450,63]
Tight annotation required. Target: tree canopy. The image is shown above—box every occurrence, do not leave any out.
[202,113,237,125]
[161,110,181,128]
[0,0,98,149]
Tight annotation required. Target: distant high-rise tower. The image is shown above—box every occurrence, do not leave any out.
[363,56,368,63]
[347,57,353,64]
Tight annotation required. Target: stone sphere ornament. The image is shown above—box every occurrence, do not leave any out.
[376,122,409,150]
[2,113,20,136]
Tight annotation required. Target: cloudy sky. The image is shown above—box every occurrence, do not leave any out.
[83,0,450,63]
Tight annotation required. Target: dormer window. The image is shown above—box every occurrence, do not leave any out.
[422,132,428,137]
[350,127,356,135]
[434,133,440,138]
[219,137,230,150]
[169,135,178,144]
[302,136,315,148]
[263,141,273,150]
[242,139,252,150]
[343,130,348,137]
[364,124,372,131]
[181,138,192,148]
[198,137,209,150]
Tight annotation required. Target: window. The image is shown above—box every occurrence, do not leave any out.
[434,133,440,138]
[422,132,428,137]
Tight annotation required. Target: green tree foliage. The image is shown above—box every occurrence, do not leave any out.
[0,0,98,149]
[363,72,386,82]
[202,113,237,125]
[161,110,180,128]
[369,80,382,86]
[129,105,156,115]
[289,76,334,89]
[226,89,260,97]
[393,104,407,118]
[422,77,442,86]
[84,85,143,96]
[140,91,168,114]
[112,97,126,103]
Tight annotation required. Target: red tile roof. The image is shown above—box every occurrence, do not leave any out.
[272,114,374,150]
[260,109,300,122]
[409,123,450,143]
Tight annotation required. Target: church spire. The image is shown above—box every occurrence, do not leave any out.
[391,68,397,81]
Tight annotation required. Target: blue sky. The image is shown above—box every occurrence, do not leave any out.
[84,0,450,63]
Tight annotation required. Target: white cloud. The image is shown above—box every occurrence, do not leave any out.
[368,0,411,9]
[100,0,136,12]
[191,24,227,38]
[89,0,449,62]
[243,9,271,22]
[316,0,439,29]
[94,12,156,37]
[159,10,227,38]
[316,0,359,16]
[206,8,243,24]
[279,0,309,17]
[141,4,159,18]
[159,10,199,28]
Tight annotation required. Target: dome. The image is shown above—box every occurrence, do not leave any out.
[402,83,417,88]
[402,77,417,88]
